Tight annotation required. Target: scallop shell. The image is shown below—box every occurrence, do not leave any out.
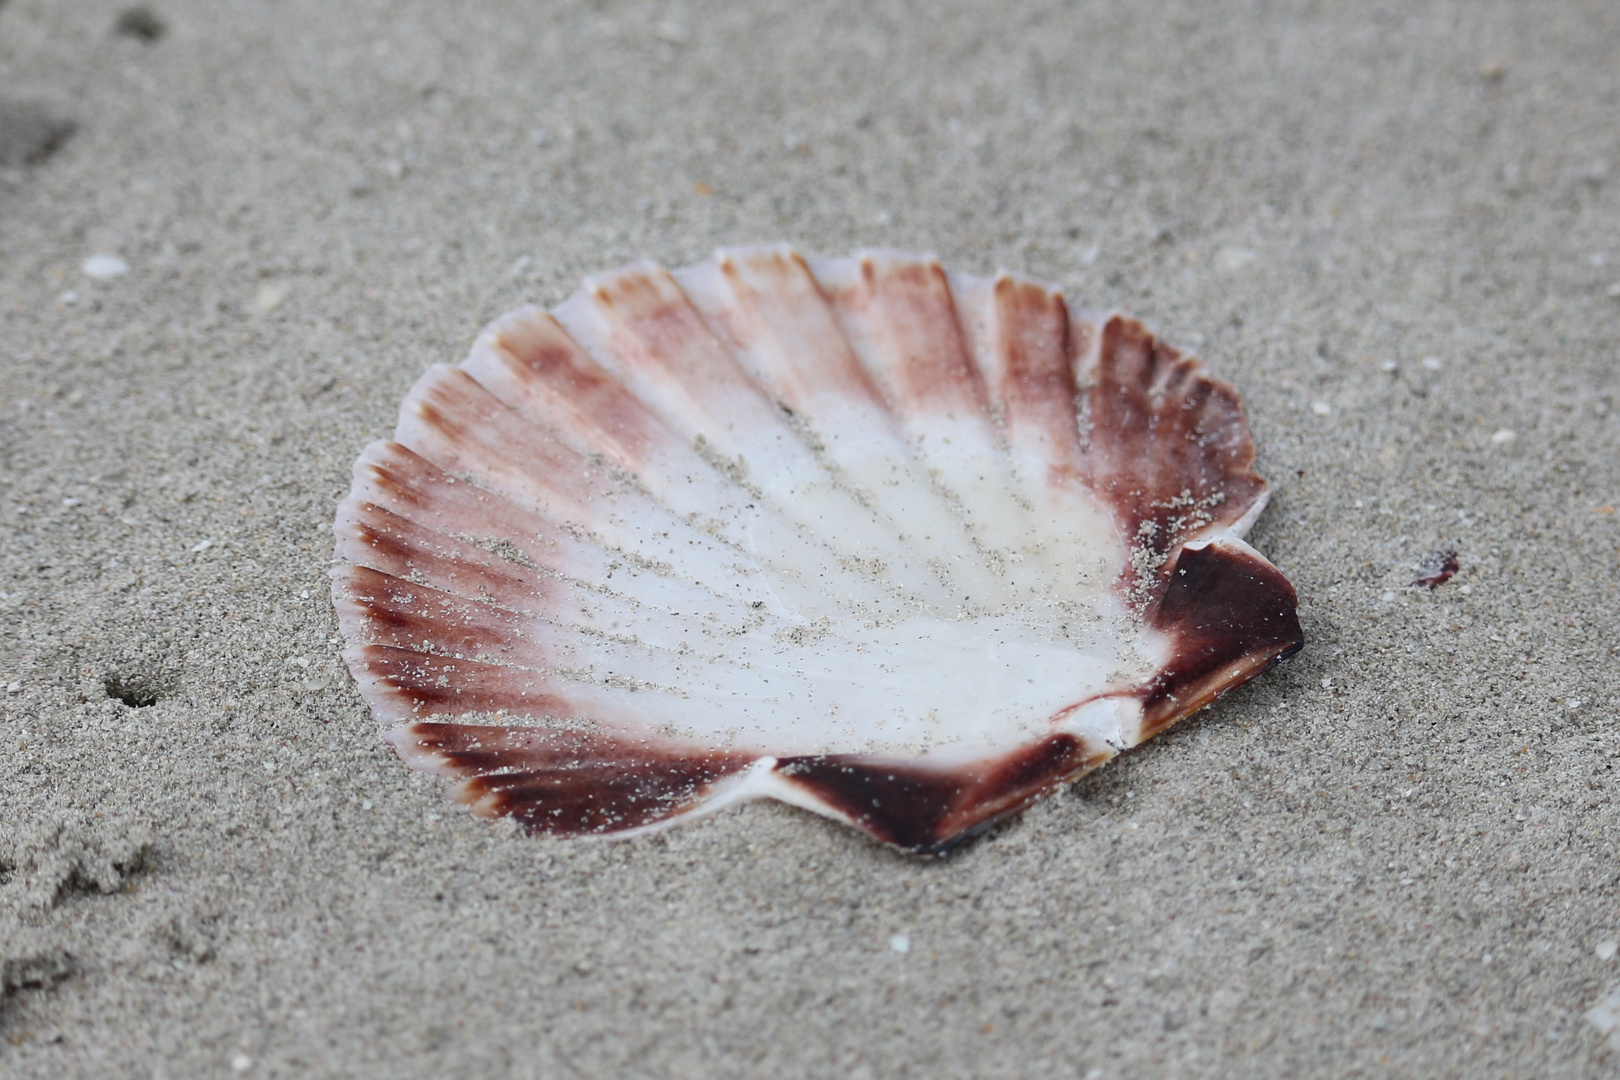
[332,247,1302,854]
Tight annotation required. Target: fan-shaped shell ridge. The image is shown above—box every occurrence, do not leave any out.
[332,246,1302,853]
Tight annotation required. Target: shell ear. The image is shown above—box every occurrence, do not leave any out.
[1136,538,1303,744]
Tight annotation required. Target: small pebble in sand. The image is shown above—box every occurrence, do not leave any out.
[230,1054,253,1073]
[889,934,911,954]
[1311,401,1331,416]
[649,19,690,45]
[1490,429,1517,444]
[254,281,290,312]
[1587,986,1620,1050]
[81,254,129,280]
[1421,355,1443,370]
[5,681,20,694]
[1597,939,1618,961]
[1216,246,1256,271]
[190,538,212,553]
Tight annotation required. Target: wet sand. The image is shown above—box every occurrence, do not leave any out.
[2,1,1618,1076]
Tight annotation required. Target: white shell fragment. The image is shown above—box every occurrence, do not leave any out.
[332,247,1302,852]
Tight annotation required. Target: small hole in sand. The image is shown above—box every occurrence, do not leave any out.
[0,100,76,167]
[115,7,168,42]
[104,673,163,708]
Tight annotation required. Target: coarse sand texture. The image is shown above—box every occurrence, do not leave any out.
[2,1,1618,1077]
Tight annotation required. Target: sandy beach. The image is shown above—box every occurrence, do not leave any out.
[2,0,1618,1076]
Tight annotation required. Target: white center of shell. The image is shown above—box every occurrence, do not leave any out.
[570,590,1159,760]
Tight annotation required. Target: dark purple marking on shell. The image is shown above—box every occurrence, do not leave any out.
[776,733,1113,854]
[332,246,1304,854]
